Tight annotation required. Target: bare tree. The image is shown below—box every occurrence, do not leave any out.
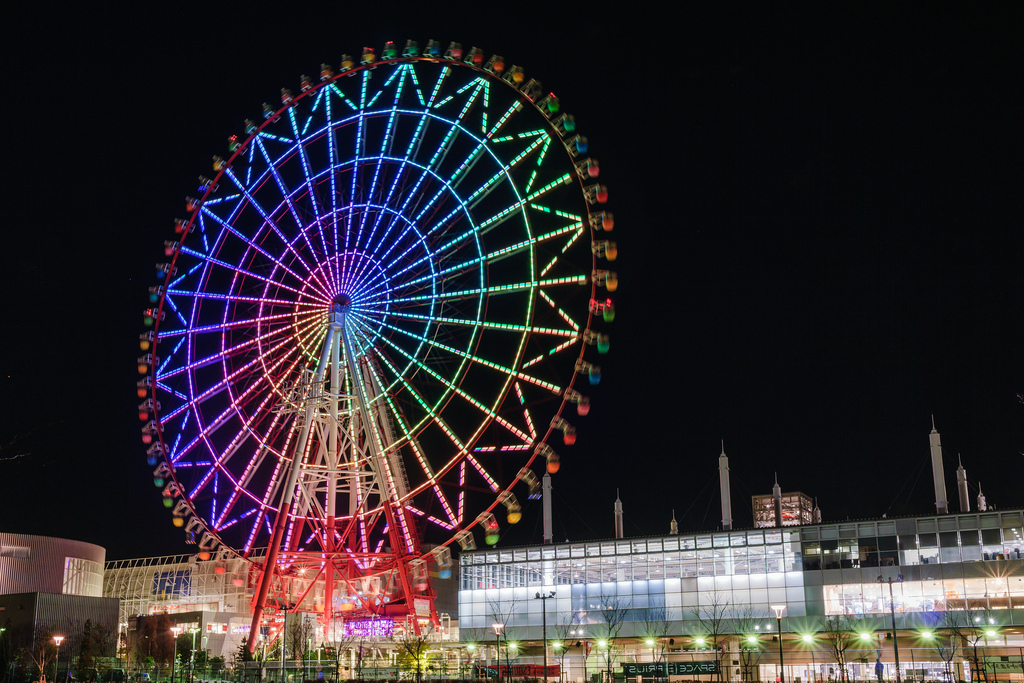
[639,606,672,667]
[21,628,56,682]
[322,630,355,683]
[819,616,858,683]
[488,596,523,683]
[945,609,993,683]
[552,612,585,683]
[287,614,317,664]
[690,592,730,682]
[933,613,960,683]
[234,637,268,683]
[397,622,437,683]
[732,606,768,682]
[597,594,630,683]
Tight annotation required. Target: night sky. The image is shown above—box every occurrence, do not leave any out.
[2,6,1021,560]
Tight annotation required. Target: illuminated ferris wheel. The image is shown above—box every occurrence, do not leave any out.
[137,39,617,635]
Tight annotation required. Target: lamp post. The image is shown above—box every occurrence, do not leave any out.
[492,623,504,683]
[878,576,903,683]
[170,626,184,683]
[188,628,200,683]
[771,606,786,683]
[536,591,556,681]
[53,636,64,683]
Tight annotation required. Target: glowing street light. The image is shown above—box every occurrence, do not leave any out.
[771,605,786,683]
[53,636,65,683]
[492,623,504,683]
[188,627,200,683]
[878,575,903,683]
[536,591,556,681]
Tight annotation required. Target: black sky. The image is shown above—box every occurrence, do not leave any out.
[1,6,1021,559]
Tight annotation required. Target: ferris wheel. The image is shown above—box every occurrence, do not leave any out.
[137,39,617,635]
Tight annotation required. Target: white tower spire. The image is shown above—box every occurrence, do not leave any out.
[719,440,733,531]
[542,472,553,544]
[614,489,624,539]
[773,473,783,528]
[977,483,988,511]
[930,416,949,514]
[956,454,970,513]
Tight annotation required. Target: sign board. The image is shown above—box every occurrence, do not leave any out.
[484,665,560,678]
[342,619,394,638]
[982,658,1024,675]
[621,662,720,677]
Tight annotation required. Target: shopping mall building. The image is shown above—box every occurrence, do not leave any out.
[457,506,1024,682]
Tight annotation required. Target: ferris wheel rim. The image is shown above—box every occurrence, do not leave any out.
[143,45,610,564]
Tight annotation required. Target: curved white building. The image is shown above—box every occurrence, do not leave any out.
[0,532,106,597]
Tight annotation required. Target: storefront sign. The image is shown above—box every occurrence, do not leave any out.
[342,619,394,638]
[621,662,720,676]
[983,658,1024,675]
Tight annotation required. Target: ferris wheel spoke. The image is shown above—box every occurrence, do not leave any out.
[457,133,550,205]
[386,309,576,339]
[175,371,291,474]
[377,317,559,397]
[391,274,585,306]
[376,392,460,528]
[164,331,308,427]
[153,308,306,341]
[207,389,292,494]
[220,167,329,291]
[351,156,398,261]
[252,134,308,231]
[211,404,289,529]
[374,331,532,445]
[392,219,584,290]
[287,110,325,222]
[195,207,324,292]
[157,314,304,385]
[372,350,467,451]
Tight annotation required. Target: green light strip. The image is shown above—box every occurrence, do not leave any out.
[375,332,531,444]
[407,64,425,106]
[385,310,576,338]
[391,275,585,304]
[327,82,359,111]
[525,169,538,194]
[366,63,406,109]
[538,289,581,332]
[372,350,469,455]
[395,221,581,289]
[377,317,561,396]
[378,391,459,528]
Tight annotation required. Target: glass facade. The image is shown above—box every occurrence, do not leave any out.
[458,509,1024,641]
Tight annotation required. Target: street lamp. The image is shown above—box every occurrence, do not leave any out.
[492,623,504,683]
[53,636,65,683]
[878,575,903,683]
[771,605,786,683]
[170,626,184,683]
[536,591,556,681]
[188,628,200,683]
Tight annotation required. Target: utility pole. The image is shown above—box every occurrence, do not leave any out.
[536,592,556,681]
[879,576,903,683]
